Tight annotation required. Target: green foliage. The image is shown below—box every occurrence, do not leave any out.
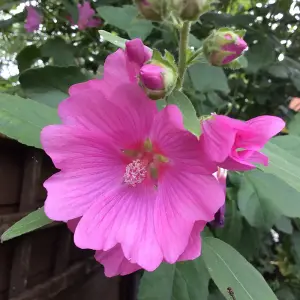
[167,90,200,137]
[1,207,53,242]
[19,66,91,108]
[138,259,210,300]
[0,93,59,148]
[202,237,278,300]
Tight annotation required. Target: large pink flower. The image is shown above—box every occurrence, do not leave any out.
[41,83,224,272]
[24,6,42,32]
[200,115,285,171]
[68,218,206,277]
[68,38,151,95]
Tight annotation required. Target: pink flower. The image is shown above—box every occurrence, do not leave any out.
[211,168,227,227]
[68,218,206,277]
[140,64,164,90]
[24,6,42,32]
[200,115,285,171]
[41,82,224,272]
[69,39,151,95]
[72,1,101,30]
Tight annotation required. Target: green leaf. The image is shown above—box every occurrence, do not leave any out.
[202,237,278,300]
[97,5,153,40]
[156,99,167,111]
[238,170,300,227]
[1,207,53,242]
[238,171,281,229]
[19,66,91,108]
[138,259,210,300]
[99,30,127,49]
[0,93,59,148]
[189,34,202,48]
[61,0,79,23]
[245,41,276,74]
[16,45,41,73]
[288,113,300,136]
[167,91,200,137]
[41,37,75,67]
[260,137,300,193]
[188,63,230,94]
[275,216,293,234]
[291,232,300,265]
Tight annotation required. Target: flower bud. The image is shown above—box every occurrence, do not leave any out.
[134,0,166,21]
[203,29,248,66]
[139,62,176,100]
[171,0,213,21]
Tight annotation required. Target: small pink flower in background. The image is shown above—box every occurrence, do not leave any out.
[70,1,101,30]
[24,6,42,32]
[200,115,285,171]
[211,168,227,228]
[41,80,224,272]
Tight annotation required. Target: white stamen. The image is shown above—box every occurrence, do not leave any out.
[124,159,147,187]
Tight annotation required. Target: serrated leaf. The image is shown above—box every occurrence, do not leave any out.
[138,259,210,300]
[1,207,53,242]
[202,237,278,300]
[167,91,200,137]
[99,30,127,49]
[0,93,59,148]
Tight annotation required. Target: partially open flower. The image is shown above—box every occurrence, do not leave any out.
[203,29,248,66]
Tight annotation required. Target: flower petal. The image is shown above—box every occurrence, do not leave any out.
[242,116,285,149]
[56,84,157,147]
[95,245,141,277]
[200,115,239,163]
[74,185,164,271]
[150,105,216,174]
[178,221,206,261]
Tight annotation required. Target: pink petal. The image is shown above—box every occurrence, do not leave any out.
[87,18,102,28]
[158,168,225,223]
[178,221,206,261]
[67,218,80,233]
[220,156,255,171]
[150,105,217,174]
[95,245,141,277]
[42,126,125,221]
[57,84,157,147]
[74,185,164,271]
[242,116,285,149]
[103,49,131,84]
[68,79,103,96]
[201,116,238,163]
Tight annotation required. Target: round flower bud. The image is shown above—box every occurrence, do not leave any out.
[203,30,248,66]
[203,29,248,66]
[171,0,211,21]
[139,62,176,100]
[134,0,166,21]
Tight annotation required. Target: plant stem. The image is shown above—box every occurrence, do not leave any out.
[176,21,191,89]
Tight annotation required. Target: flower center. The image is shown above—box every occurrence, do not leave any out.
[123,159,147,187]
[122,139,168,187]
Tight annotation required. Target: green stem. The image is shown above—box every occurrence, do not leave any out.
[176,21,191,89]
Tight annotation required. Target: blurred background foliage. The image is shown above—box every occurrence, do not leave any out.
[1,0,300,299]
